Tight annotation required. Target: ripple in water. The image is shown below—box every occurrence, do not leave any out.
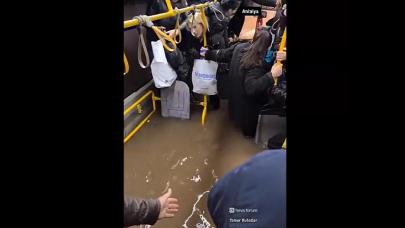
[182,191,210,228]
[145,171,152,183]
[190,169,202,183]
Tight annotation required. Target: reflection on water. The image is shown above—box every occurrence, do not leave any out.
[145,171,152,183]
[171,159,181,170]
[198,213,213,228]
[190,169,201,183]
[182,191,210,228]
[211,169,219,183]
[125,101,262,228]
[180,157,189,166]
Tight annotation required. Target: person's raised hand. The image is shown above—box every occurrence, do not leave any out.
[276,51,286,61]
[270,63,283,79]
[158,188,179,220]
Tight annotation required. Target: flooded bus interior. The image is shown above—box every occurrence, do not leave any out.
[124,1,286,227]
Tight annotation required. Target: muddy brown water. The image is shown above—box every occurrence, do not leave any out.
[124,100,263,228]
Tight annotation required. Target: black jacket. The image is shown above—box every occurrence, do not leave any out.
[215,42,250,124]
[206,42,261,136]
[163,27,205,88]
[240,65,276,136]
[124,197,160,227]
[188,0,208,4]
[205,2,230,49]
[267,4,287,50]
[251,0,277,6]
[207,40,281,137]
[165,43,190,82]
[205,42,239,62]
[176,28,204,71]
[159,25,199,82]
[268,65,286,108]
[244,67,274,98]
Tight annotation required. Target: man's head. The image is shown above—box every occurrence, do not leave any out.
[221,0,242,18]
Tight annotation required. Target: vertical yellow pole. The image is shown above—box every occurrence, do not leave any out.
[201,95,207,126]
[275,28,286,86]
[165,0,175,16]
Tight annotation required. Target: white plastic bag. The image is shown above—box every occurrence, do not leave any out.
[191,59,218,95]
[150,40,177,88]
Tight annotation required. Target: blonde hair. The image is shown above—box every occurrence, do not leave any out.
[186,10,209,32]
[276,0,281,7]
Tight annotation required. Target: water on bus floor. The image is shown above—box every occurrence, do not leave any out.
[124,100,262,228]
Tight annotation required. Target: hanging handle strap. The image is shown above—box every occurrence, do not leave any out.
[208,3,225,21]
[173,10,182,44]
[133,15,176,68]
[152,26,177,52]
[136,24,150,68]
[133,16,151,68]
[136,14,176,52]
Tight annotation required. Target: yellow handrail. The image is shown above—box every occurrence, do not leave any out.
[199,95,208,126]
[277,29,287,64]
[201,5,208,47]
[124,110,155,143]
[199,8,210,126]
[275,28,286,86]
[152,25,177,52]
[124,90,161,143]
[124,91,153,116]
[123,1,217,129]
[124,2,212,29]
[164,0,174,13]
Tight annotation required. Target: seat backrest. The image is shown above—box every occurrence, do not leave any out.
[255,114,286,149]
[160,80,190,119]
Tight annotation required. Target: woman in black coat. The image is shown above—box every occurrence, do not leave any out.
[241,46,283,137]
[168,10,229,108]
[206,29,282,137]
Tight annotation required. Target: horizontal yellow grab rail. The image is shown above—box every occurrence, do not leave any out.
[124,2,212,29]
[124,91,154,116]
[124,90,161,143]
[124,109,156,143]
